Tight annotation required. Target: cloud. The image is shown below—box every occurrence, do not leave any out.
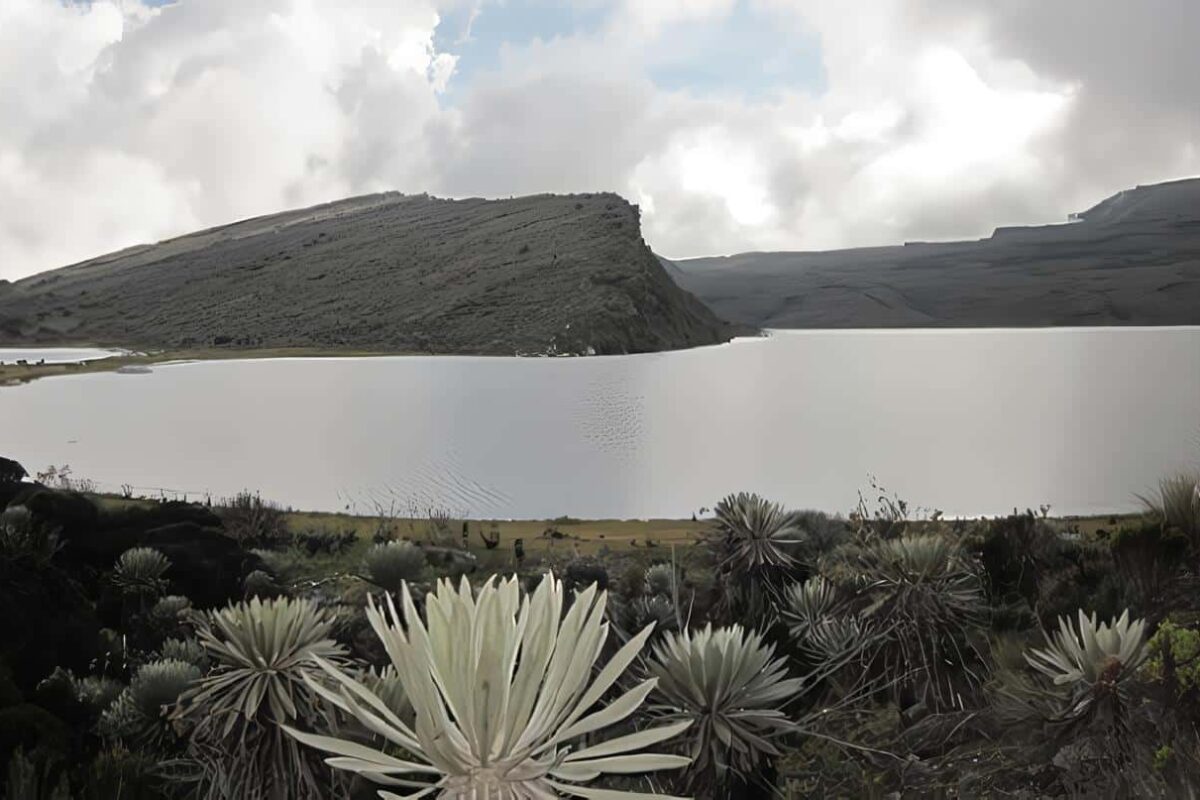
[610,0,738,38]
[920,0,1200,195]
[0,0,453,278]
[1,0,1198,279]
[525,0,1079,256]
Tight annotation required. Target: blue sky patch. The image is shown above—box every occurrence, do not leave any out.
[435,0,825,101]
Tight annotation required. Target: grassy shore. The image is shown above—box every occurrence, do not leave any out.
[87,494,708,555]
[88,491,1130,558]
[288,509,707,553]
[0,346,432,386]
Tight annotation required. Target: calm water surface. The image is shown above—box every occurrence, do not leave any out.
[2,329,1197,519]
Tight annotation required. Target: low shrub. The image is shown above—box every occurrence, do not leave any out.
[295,528,356,556]
[648,624,802,792]
[215,491,290,549]
[112,548,171,599]
[99,659,201,747]
[361,540,426,593]
[241,569,281,599]
[177,596,350,800]
[644,562,675,597]
[1110,519,1188,616]
[1143,619,1200,697]
[1138,472,1200,545]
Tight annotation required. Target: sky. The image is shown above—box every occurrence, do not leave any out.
[1,0,1198,281]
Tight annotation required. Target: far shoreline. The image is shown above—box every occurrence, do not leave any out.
[0,333,778,387]
[5,324,1200,387]
[0,346,436,387]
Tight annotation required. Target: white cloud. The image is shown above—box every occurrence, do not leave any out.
[0,0,452,278]
[611,0,737,38]
[1,0,1198,279]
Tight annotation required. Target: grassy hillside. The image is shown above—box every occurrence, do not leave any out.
[0,192,742,356]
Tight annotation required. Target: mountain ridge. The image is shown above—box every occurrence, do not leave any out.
[667,177,1200,328]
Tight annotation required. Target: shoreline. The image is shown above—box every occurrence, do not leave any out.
[0,346,447,386]
[0,336,762,386]
[5,324,1200,386]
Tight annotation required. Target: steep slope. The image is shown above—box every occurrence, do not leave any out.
[667,177,1200,328]
[0,193,740,355]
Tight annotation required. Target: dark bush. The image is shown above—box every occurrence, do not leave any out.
[79,748,170,800]
[100,501,221,534]
[138,522,263,608]
[794,509,849,554]
[0,704,71,772]
[1110,518,1189,619]
[243,569,281,599]
[0,455,27,485]
[13,497,224,583]
[974,511,1127,626]
[565,560,609,592]
[1035,537,1127,625]
[975,512,1049,607]
[616,563,646,600]
[0,482,22,510]
[298,528,356,556]
[0,665,21,710]
[0,556,100,693]
[11,488,99,543]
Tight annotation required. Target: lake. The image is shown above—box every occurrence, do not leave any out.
[1,328,1197,520]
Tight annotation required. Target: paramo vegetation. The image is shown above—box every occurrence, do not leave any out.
[2,454,1200,799]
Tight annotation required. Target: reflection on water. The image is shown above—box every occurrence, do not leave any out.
[1,329,1198,519]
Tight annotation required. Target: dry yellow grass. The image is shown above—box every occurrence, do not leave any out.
[83,493,706,557]
[284,510,708,556]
